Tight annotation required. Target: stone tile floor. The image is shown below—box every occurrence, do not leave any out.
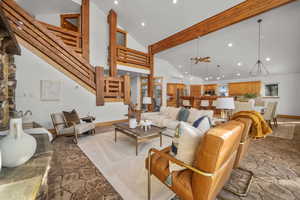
[47,120,300,200]
[218,118,300,200]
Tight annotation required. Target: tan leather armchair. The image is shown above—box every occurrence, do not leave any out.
[146,120,245,200]
[225,117,254,197]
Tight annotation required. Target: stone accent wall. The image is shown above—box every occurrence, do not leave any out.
[0,53,16,131]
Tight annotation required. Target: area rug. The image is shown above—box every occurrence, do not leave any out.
[47,136,122,200]
[78,131,175,200]
[269,123,296,140]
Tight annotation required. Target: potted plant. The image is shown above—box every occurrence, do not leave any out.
[244,93,257,99]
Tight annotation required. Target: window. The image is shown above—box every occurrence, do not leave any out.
[265,83,279,97]
[116,29,127,47]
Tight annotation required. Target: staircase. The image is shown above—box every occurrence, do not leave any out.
[0,0,130,105]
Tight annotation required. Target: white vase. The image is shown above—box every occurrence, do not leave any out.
[0,118,37,167]
[129,118,137,129]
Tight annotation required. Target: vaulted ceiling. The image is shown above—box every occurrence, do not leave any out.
[16,0,81,16]
[93,0,245,46]
[157,1,300,80]
[94,0,300,80]
[15,0,300,81]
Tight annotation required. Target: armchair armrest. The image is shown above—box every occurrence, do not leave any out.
[148,148,214,177]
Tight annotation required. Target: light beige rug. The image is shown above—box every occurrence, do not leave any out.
[269,123,296,140]
[78,131,174,200]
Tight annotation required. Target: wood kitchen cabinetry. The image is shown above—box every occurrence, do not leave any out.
[167,83,185,107]
[190,85,202,97]
[203,84,217,95]
[228,81,261,96]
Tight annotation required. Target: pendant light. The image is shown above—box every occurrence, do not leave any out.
[250,19,270,76]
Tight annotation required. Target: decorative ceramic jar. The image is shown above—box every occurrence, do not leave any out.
[140,120,152,131]
[0,117,37,167]
[129,118,137,129]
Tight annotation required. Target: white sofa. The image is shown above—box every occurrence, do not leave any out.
[141,107,214,137]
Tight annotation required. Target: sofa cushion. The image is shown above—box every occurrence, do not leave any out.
[187,108,214,124]
[169,122,206,172]
[166,107,180,120]
[177,108,190,122]
[160,106,168,115]
[162,119,180,130]
[151,115,169,127]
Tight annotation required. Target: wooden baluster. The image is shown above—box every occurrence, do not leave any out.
[95,67,104,106]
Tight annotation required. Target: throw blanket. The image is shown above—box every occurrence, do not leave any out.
[232,111,272,139]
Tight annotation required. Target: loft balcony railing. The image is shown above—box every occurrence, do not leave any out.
[116,45,150,69]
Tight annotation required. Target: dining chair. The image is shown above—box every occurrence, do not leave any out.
[263,102,278,129]
[200,100,210,110]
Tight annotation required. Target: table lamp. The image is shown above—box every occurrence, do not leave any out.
[216,97,235,120]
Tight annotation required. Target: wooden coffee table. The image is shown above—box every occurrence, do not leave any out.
[114,123,166,156]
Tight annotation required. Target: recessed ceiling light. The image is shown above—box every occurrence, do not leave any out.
[184,71,188,74]
[141,22,146,27]
[172,0,178,4]
[222,75,225,78]
[114,0,118,5]
[266,57,271,62]
[237,62,243,66]
[228,43,233,47]
[205,77,209,81]
[216,77,221,80]
[236,73,241,76]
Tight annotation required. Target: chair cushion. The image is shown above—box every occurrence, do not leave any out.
[75,123,95,134]
[58,126,74,135]
[177,108,190,122]
[145,147,171,182]
[171,170,193,200]
[63,109,80,127]
[169,122,207,172]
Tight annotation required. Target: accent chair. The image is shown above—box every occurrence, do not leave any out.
[50,112,95,144]
[146,119,246,200]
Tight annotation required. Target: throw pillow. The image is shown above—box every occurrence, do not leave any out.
[169,122,206,172]
[63,109,81,127]
[193,115,212,131]
[177,108,190,122]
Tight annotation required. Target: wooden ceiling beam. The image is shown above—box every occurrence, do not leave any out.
[149,0,296,54]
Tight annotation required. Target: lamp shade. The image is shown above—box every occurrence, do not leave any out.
[143,97,152,105]
[200,100,209,107]
[216,97,235,110]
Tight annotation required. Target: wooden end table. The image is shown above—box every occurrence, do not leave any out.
[114,123,166,156]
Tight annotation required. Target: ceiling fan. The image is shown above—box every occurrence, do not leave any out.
[190,56,211,64]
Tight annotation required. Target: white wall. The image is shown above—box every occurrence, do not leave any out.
[130,76,140,106]
[15,47,128,128]
[204,73,300,116]
[154,57,184,106]
[36,13,61,26]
